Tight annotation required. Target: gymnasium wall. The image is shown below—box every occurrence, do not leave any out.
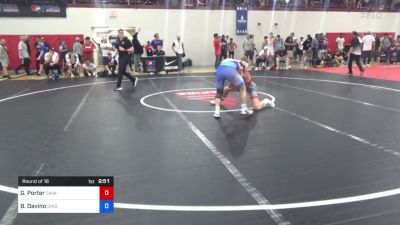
[1,8,399,66]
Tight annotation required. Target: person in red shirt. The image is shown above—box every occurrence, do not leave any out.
[210,59,275,110]
[213,33,221,69]
[82,36,96,63]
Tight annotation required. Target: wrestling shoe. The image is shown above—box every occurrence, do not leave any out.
[262,98,275,108]
[241,108,253,115]
[213,111,220,118]
[113,87,123,91]
[133,77,139,88]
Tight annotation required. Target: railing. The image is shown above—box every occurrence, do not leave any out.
[66,0,400,11]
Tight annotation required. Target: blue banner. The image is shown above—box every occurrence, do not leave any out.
[236,6,248,35]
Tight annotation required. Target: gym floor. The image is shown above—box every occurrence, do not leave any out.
[0,69,400,225]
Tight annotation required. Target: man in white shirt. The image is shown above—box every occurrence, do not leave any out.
[44,48,61,79]
[82,60,96,77]
[99,38,112,66]
[15,35,31,75]
[65,49,81,78]
[361,31,375,66]
[336,33,345,54]
[172,35,185,71]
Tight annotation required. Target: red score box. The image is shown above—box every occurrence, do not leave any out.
[99,186,114,200]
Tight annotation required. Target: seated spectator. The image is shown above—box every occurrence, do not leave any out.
[321,48,333,66]
[65,49,81,78]
[105,53,117,76]
[275,47,289,70]
[153,45,165,56]
[333,51,345,66]
[255,46,269,70]
[44,48,61,79]
[82,60,96,77]
[145,41,154,56]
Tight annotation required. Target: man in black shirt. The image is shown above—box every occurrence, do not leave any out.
[114,29,138,91]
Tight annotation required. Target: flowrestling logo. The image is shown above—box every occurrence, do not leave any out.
[175,90,238,108]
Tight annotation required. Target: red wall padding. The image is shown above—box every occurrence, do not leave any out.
[326,32,396,54]
[1,34,84,70]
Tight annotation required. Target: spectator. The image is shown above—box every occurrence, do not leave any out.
[255,46,268,70]
[15,35,31,75]
[373,33,381,62]
[37,37,49,76]
[34,37,42,75]
[297,37,304,63]
[0,39,11,79]
[261,36,268,49]
[336,33,345,53]
[154,45,165,56]
[243,34,255,67]
[82,60,96,77]
[285,32,295,66]
[132,28,144,72]
[73,37,83,62]
[105,53,117,76]
[213,33,221,69]
[346,31,364,76]
[381,34,392,62]
[333,51,345,66]
[44,48,61,79]
[172,35,185,71]
[220,35,228,61]
[361,31,375,66]
[144,41,154,56]
[96,37,112,70]
[65,49,81,78]
[266,33,275,69]
[82,36,95,63]
[227,37,237,58]
[391,35,400,64]
[311,34,319,67]
[59,40,68,69]
[275,46,289,70]
[151,33,163,50]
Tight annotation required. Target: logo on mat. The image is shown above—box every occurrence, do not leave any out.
[175,91,238,108]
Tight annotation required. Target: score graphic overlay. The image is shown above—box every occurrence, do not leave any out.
[18,176,114,213]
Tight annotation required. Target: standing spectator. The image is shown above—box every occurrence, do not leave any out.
[336,33,345,54]
[213,33,221,69]
[172,35,185,71]
[144,41,154,56]
[220,35,228,61]
[113,29,138,91]
[284,32,295,68]
[99,38,113,67]
[59,40,68,69]
[65,49,81,78]
[82,60,96,77]
[73,37,83,62]
[36,37,49,76]
[82,37,95,63]
[266,33,275,69]
[0,39,11,79]
[311,34,319,67]
[381,34,392,63]
[132,28,144,72]
[44,48,61,79]
[361,31,375,67]
[373,33,381,62]
[261,36,268,49]
[243,34,255,67]
[297,37,304,63]
[346,31,365,76]
[391,35,400,64]
[34,37,42,75]
[15,35,31,75]
[227,38,237,58]
[151,33,163,50]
